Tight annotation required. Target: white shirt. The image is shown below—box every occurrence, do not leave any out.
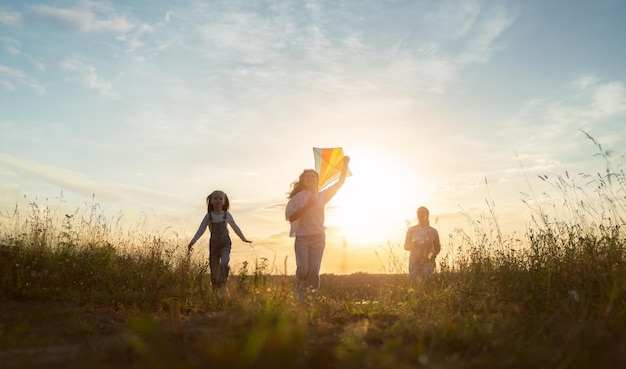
[189,211,234,244]
[285,187,336,237]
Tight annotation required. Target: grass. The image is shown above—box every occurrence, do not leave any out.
[1,136,626,368]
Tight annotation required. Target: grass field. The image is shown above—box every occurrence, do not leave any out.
[2,203,625,369]
[2,142,626,368]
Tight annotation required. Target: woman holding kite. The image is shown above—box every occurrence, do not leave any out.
[286,153,350,304]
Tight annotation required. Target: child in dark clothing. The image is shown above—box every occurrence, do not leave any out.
[188,190,251,297]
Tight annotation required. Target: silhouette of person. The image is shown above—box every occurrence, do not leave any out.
[286,156,350,303]
[404,206,440,279]
[188,190,251,297]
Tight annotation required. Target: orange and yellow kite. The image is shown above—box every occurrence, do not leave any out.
[313,147,352,190]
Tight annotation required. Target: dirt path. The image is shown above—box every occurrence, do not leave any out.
[0,299,347,368]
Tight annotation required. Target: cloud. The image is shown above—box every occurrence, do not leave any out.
[197,10,294,64]
[29,1,134,34]
[395,1,516,91]
[499,77,626,174]
[58,58,114,97]
[0,80,14,90]
[0,154,175,203]
[585,81,626,119]
[183,0,517,99]
[26,1,168,53]
[0,63,45,93]
[427,75,626,203]
[546,78,626,131]
[461,4,516,62]
[117,22,155,52]
[3,39,47,72]
[0,64,24,79]
[6,44,20,56]
[0,6,22,26]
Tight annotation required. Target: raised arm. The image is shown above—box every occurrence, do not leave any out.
[324,156,351,199]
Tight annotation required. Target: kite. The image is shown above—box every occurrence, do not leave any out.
[313,147,352,190]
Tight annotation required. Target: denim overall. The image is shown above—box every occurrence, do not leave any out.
[209,212,231,288]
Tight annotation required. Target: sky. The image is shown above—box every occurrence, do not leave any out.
[1,0,625,274]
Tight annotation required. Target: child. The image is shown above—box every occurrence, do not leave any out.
[188,190,251,297]
[285,156,350,303]
[404,206,440,279]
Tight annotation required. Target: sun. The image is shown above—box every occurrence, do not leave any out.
[326,156,422,247]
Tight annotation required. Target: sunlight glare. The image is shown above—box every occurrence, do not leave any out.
[327,152,425,247]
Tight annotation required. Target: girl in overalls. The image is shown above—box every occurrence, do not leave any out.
[188,190,251,297]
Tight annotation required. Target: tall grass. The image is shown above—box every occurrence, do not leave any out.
[1,134,626,368]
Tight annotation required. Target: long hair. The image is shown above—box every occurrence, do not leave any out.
[206,190,230,212]
[288,169,318,199]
